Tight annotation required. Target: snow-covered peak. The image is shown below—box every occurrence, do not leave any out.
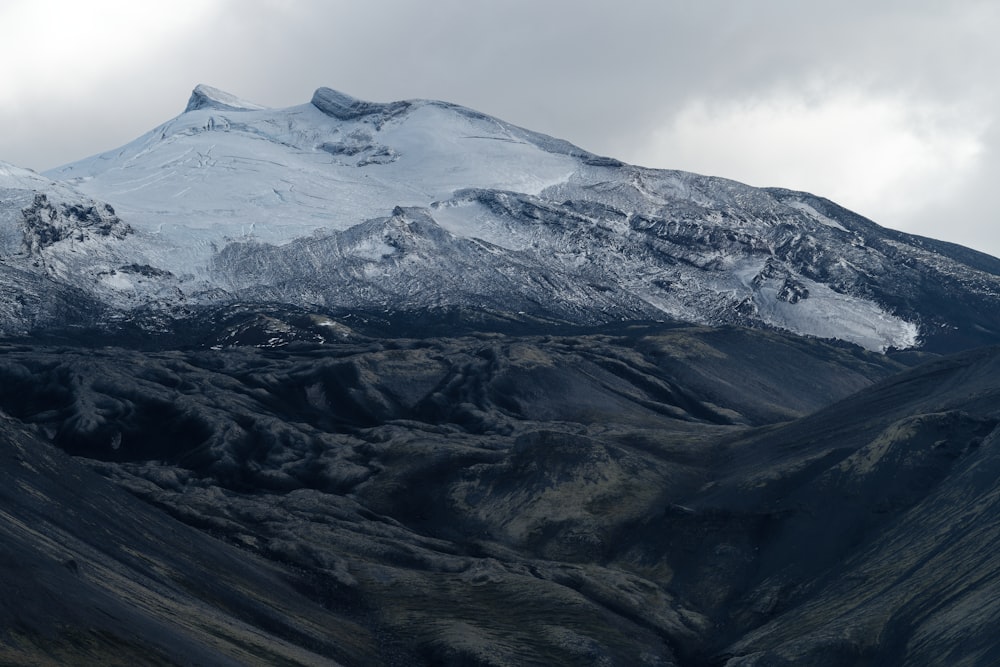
[46,84,581,256]
[184,84,266,113]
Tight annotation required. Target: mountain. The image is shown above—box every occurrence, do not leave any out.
[0,84,989,352]
[4,85,1000,665]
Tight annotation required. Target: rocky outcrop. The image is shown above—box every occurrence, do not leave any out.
[20,193,130,256]
[311,86,413,123]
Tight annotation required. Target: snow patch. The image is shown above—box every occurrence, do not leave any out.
[786,200,848,231]
[99,271,136,291]
[753,278,920,351]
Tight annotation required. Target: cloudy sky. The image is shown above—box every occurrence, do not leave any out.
[2,0,997,256]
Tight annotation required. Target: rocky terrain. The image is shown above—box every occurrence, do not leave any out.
[2,85,1000,665]
[0,322,997,665]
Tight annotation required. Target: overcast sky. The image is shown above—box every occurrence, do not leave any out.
[2,0,997,256]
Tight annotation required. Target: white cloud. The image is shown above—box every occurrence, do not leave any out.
[0,1,224,105]
[632,89,987,229]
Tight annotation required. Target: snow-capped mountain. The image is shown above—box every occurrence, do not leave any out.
[0,85,998,351]
[8,87,1000,666]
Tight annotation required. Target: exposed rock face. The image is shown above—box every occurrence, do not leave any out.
[20,193,130,255]
[210,207,657,325]
[311,86,413,122]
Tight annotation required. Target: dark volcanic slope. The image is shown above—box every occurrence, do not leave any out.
[9,328,1000,665]
[0,324,904,666]
[689,344,1000,666]
[9,327,1000,666]
[0,414,379,666]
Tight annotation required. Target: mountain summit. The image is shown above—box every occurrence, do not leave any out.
[0,85,994,350]
[184,83,267,112]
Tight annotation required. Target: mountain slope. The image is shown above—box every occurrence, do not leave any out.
[1,328,999,664]
[0,324,904,665]
[0,409,385,665]
[16,85,994,352]
[686,344,1000,665]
